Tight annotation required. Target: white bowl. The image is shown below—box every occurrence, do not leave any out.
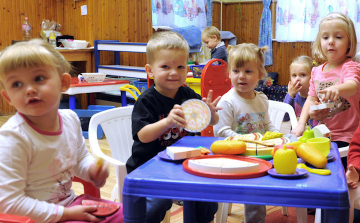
[60,40,89,49]
[81,73,106,82]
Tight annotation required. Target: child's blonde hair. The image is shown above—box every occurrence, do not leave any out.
[312,12,357,60]
[146,31,189,65]
[201,26,221,41]
[227,43,268,78]
[0,39,72,86]
[290,56,317,74]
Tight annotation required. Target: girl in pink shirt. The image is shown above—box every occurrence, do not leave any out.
[291,12,360,169]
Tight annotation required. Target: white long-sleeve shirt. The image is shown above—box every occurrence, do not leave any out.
[214,88,278,137]
[0,109,96,223]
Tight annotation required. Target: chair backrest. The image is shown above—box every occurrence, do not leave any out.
[88,106,134,202]
[268,100,298,132]
[201,58,231,136]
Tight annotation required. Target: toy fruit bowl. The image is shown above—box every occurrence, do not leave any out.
[273,145,297,174]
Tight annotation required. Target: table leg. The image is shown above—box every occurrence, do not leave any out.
[69,95,76,110]
[123,195,146,223]
[183,200,196,223]
[322,208,349,223]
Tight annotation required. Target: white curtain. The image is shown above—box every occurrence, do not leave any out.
[152,0,211,29]
[275,0,360,42]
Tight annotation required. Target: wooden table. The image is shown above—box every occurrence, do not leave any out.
[58,48,94,108]
[58,48,93,73]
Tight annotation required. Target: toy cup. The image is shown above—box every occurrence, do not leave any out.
[307,137,331,157]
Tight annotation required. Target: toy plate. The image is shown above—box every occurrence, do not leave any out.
[267,168,308,179]
[183,155,272,179]
[245,155,273,160]
[181,99,211,132]
[326,150,335,161]
[157,150,186,162]
[82,200,120,216]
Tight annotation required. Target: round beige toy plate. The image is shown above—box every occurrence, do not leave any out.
[181,99,211,132]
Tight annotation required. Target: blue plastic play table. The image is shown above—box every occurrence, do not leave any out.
[122,136,349,223]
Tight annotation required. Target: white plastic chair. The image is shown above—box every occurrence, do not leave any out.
[88,106,170,223]
[268,100,298,132]
[268,100,310,222]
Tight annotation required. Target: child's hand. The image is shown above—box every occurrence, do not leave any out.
[288,80,302,98]
[61,205,102,222]
[166,104,186,128]
[309,101,330,121]
[347,164,360,189]
[89,157,109,187]
[318,86,339,102]
[291,125,306,137]
[202,90,222,116]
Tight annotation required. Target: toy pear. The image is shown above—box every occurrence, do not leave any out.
[298,127,315,143]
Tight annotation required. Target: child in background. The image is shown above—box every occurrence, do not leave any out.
[213,43,278,137]
[283,56,318,127]
[291,12,360,169]
[126,31,220,223]
[213,43,278,223]
[201,26,228,63]
[0,39,123,222]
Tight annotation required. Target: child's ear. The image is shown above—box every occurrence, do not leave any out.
[145,64,154,79]
[1,89,12,106]
[60,73,71,92]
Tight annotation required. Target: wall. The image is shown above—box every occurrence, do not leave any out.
[212,1,314,86]
[0,0,315,114]
[0,0,151,115]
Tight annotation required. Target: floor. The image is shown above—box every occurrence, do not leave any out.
[0,115,299,222]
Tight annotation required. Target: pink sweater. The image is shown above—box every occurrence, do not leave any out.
[309,60,360,143]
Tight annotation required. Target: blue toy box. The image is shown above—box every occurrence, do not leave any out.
[74,105,115,139]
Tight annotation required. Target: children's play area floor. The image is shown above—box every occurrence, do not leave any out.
[0,115,315,222]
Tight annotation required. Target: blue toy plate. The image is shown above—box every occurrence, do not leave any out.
[157,151,186,162]
[268,168,308,178]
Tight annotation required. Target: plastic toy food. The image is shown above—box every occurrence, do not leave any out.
[261,131,283,141]
[181,99,211,132]
[82,200,120,216]
[210,140,246,154]
[284,141,303,153]
[296,143,327,168]
[271,144,295,158]
[188,157,260,174]
[298,127,315,143]
[273,145,297,174]
[297,163,331,175]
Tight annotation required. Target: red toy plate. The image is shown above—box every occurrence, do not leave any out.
[183,155,272,179]
[82,200,120,217]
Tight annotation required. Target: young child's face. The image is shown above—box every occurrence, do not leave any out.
[290,63,311,96]
[146,49,188,98]
[202,35,219,50]
[320,20,350,63]
[1,65,69,118]
[230,61,262,99]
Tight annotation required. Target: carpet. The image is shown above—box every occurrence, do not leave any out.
[169,203,315,223]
